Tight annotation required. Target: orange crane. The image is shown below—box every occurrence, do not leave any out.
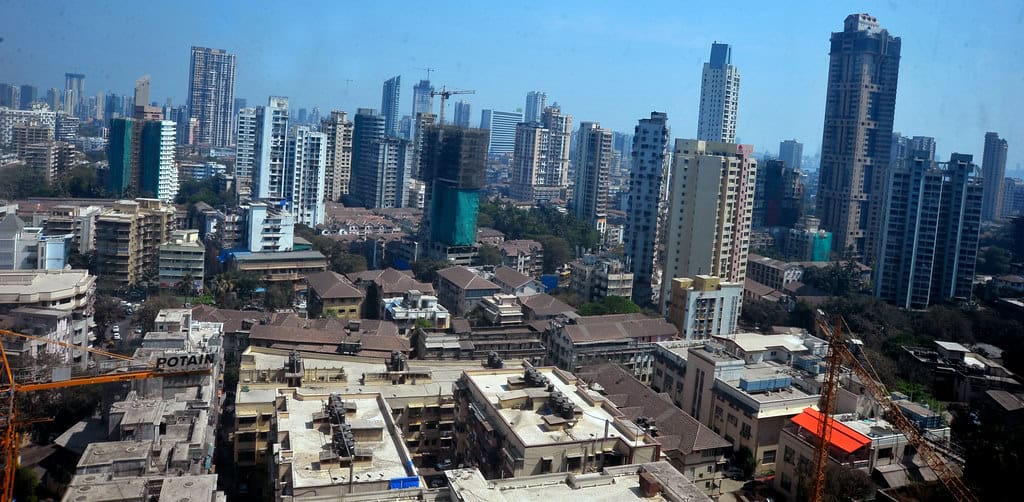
[429,86,475,126]
[810,313,977,502]
[0,329,214,501]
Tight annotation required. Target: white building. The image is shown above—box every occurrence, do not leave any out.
[624,112,670,306]
[154,120,178,203]
[158,229,205,291]
[572,121,613,233]
[0,104,56,148]
[697,42,740,143]
[245,202,294,252]
[254,96,289,199]
[511,107,572,203]
[285,126,327,226]
[666,276,741,340]
[661,139,756,309]
[524,90,546,123]
[321,110,353,201]
[234,106,258,195]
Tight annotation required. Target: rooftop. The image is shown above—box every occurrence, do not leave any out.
[230,250,326,262]
[0,269,95,303]
[445,461,711,502]
[275,390,413,490]
[306,270,365,299]
[493,266,534,288]
[499,239,542,256]
[519,293,575,317]
[438,266,500,291]
[561,314,677,344]
[462,366,654,448]
[62,474,222,502]
[715,332,818,355]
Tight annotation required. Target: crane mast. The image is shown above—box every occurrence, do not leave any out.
[810,314,977,502]
[430,85,475,126]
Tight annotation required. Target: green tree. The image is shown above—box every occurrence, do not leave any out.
[740,299,788,329]
[477,244,503,266]
[537,235,572,274]
[977,246,1012,275]
[175,272,196,297]
[579,296,641,316]
[823,464,876,502]
[13,465,40,502]
[332,252,368,274]
[411,259,448,284]
[134,296,179,332]
[264,284,295,310]
[93,295,122,334]
[735,445,757,478]
[803,262,866,296]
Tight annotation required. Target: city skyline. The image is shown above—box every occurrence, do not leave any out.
[2,2,1020,168]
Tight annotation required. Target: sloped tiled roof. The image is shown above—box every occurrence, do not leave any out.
[499,239,542,256]
[564,314,676,343]
[306,271,364,299]
[519,294,575,317]
[493,266,533,289]
[577,363,730,455]
[190,305,260,333]
[438,266,500,291]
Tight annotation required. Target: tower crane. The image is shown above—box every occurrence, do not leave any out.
[0,329,214,501]
[810,313,977,502]
[429,86,475,126]
[415,67,436,81]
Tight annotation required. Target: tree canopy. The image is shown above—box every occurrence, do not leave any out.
[578,295,641,316]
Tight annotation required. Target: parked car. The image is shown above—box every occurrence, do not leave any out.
[112,332,122,341]
[724,467,745,480]
[111,325,120,334]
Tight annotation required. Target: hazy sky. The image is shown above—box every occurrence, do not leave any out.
[2,1,1022,169]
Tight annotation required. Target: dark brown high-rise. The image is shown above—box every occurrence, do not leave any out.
[816,13,901,260]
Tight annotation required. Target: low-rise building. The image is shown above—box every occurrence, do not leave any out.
[43,204,101,253]
[437,266,501,316]
[519,293,576,320]
[476,227,505,246]
[479,294,524,325]
[900,340,1022,402]
[577,363,732,496]
[305,270,365,319]
[417,321,546,363]
[348,268,434,317]
[94,198,175,290]
[454,364,662,479]
[158,229,205,291]
[746,254,803,291]
[226,250,328,292]
[543,313,678,382]
[499,239,544,276]
[785,216,832,262]
[248,316,408,359]
[384,289,451,334]
[491,266,543,296]
[666,276,741,340]
[570,254,633,303]
[0,269,95,367]
[62,475,223,502]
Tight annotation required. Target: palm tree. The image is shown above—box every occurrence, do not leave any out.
[176,272,195,297]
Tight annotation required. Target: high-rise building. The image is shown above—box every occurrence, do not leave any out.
[624,112,670,306]
[412,79,433,117]
[55,113,79,143]
[134,75,150,108]
[253,96,290,199]
[778,139,803,169]
[351,108,406,208]
[321,111,354,201]
[12,122,53,157]
[660,139,756,308]
[817,13,901,259]
[0,105,56,148]
[510,105,571,202]
[95,199,175,290]
[875,153,982,309]
[381,76,401,137]
[1002,178,1024,219]
[106,117,178,202]
[234,107,258,196]
[909,136,936,161]
[479,109,522,155]
[981,132,1009,220]
[667,276,741,340]
[285,127,328,226]
[524,91,547,123]
[419,125,489,251]
[697,43,740,143]
[890,132,910,165]
[46,88,59,112]
[572,122,613,233]
[18,85,38,110]
[752,159,804,229]
[452,100,471,128]
[187,46,237,147]
[64,73,85,118]
[0,84,18,109]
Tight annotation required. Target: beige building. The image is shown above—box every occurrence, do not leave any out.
[158,229,205,291]
[569,254,633,303]
[321,110,354,200]
[94,198,175,290]
[746,253,804,290]
[661,140,756,310]
[227,250,327,292]
[454,364,661,479]
[0,269,95,367]
[305,270,364,319]
[12,121,53,157]
[436,266,501,315]
[666,276,741,340]
[498,239,544,277]
[543,313,678,382]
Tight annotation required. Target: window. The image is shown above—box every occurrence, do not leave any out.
[784,446,795,464]
[714,406,723,418]
[762,450,776,464]
[727,413,737,425]
[780,472,792,491]
[798,455,810,473]
[878,447,893,459]
[740,423,751,439]
[540,457,553,473]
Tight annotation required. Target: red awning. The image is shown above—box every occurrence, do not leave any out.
[791,407,871,454]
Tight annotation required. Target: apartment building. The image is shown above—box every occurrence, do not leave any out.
[158,229,205,291]
[666,276,741,340]
[305,270,365,319]
[436,266,501,315]
[498,239,544,277]
[569,254,633,303]
[543,313,678,382]
[0,269,95,367]
[746,253,804,290]
[94,199,175,290]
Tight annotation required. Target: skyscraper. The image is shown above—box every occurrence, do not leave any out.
[909,136,936,161]
[106,117,178,202]
[18,85,38,110]
[419,125,489,251]
[625,112,670,306]
[752,159,803,229]
[412,79,433,117]
[285,127,328,226]
[187,46,237,147]
[452,100,471,128]
[253,97,290,199]
[696,43,740,143]
[479,109,522,155]
[381,76,401,137]
[0,84,18,109]
[981,132,1009,220]
[46,88,59,112]
[778,139,803,169]
[572,122,613,234]
[875,153,982,308]
[235,107,259,196]
[134,75,150,108]
[510,106,572,202]
[816,13,901,259]
[64,73,85,118]
[660,140,756,309]
[524,91,547,123]
[320,111,354,201]
[351,108,406,208]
